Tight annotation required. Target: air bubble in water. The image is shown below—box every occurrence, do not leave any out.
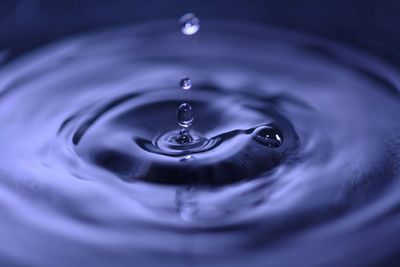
[180,77,192,90]
[177,103,194,128]
[253,126,283,148]
[179,13,200,36]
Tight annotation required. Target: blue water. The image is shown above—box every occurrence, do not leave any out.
[0,20,399,266]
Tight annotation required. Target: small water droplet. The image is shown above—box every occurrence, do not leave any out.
[253,126,283,148]
[177,103,194,128]
[180,77,192,90]
[179,13,200,36]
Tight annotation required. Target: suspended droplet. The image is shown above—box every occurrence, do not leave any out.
[179,13,200,36]
[180,77,192,90]
[177,103,194,128]
[253,126,283,148]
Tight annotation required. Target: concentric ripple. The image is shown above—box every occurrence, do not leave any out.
[0,20,399,267]
[58,87,298,185]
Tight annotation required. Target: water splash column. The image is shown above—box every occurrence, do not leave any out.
[175,13,200,144]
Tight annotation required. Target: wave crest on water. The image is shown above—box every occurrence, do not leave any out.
[0,20,399,267]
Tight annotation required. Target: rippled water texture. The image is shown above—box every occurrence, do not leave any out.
[0,21,400,266]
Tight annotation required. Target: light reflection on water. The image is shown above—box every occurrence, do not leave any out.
[0,21,399,266]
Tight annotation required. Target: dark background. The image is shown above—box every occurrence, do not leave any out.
[0,0,400,60]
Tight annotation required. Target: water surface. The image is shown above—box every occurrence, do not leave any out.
[0,21,399,266]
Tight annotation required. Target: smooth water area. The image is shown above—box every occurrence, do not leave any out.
[0,21,400,266]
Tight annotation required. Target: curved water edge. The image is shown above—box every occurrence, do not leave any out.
[0,20,399,266]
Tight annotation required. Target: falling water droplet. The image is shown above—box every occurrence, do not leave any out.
[177,103,194,128]
[180,77,192,90]
[179,13,200,36]
[253,126,283,148]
